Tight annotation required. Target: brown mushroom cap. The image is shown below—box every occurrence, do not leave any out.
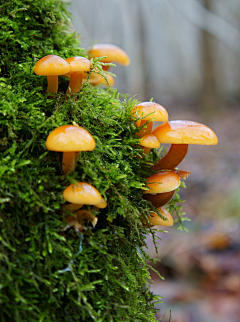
[34,55,70,76]
[63,182,102,205]
[132,102,169,123]
[87,44,130,66]
[148,208,174,226]
[143,170,180,194]
[153,120,218,145]
[45,125,96,152]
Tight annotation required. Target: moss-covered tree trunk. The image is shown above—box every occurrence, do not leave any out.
[0,1,166,321]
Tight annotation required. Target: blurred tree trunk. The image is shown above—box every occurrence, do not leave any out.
[201,0,219,116]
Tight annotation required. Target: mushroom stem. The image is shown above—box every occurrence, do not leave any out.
[152,144,189,171]
[66,72,83,93]
[143,190,175,208]
[47,75,58,93]
[62,152,80,174]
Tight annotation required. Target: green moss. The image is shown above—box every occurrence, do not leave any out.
[0,1,185,321]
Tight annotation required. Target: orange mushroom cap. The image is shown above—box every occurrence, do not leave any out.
[63,182,102,205]
[87,44,130,66]
[143,170,180,194]
[148,208,174,226]
[153,120,218,145]
[131,102,169,123]
[34,55,70,76]
[94,197,108,209]
[45,125,96,152]
[139,134,160,148]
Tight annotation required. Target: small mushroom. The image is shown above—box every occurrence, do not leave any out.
[143,170,191,207]
[45,124,96,174]
[87,43,130,71]
[139,134,160,149]
[143,170,181,195]
[34,55,70,93]
[152,120,218,170]
[148,208,174,226]
[131,102,169,137]
[64,56,100,94]
[63,182,102,205]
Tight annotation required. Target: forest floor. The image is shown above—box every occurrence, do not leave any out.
[146,102,240,322]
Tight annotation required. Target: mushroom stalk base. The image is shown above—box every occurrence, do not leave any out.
[47,75,58,93]
[153,144,188,171]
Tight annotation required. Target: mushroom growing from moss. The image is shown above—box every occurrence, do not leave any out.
[64,56,100,94]
[148,208,174,226]
[143,170,190,207]
[143,170,181,195]
[34,55,70,93]
[152,120,218,171]
[131,102,168,137]
[87,43,130,71]
[63,182,102,205]
[45,124,96,174]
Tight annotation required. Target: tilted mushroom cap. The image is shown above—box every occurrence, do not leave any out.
[153,120,218,145]
[63,182,102,205]
[45,125,96,152]
[34,55,70,76]
[148,208,174,226]
[143,170,180,194]
[87,44,130,66]
[131,102,169,123]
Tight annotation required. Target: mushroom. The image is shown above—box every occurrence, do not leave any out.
[148,208,174,226]
[87,43,130,71]
[63,182,102,205]
[143,170,190,207]
[45,124,96,174]
[131,102,168,137]
[143,170,181,195]
[34,55,70,93]
[152,120,218,171]
[64,56,100,94]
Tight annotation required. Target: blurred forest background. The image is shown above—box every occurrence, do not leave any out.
[68,1,240,321]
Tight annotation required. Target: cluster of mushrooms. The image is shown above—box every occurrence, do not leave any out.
[131,102,218,227]
[35,44,218,232]
[34,44,130,94]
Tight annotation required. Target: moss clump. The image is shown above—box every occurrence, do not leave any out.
[0,1,182,321]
